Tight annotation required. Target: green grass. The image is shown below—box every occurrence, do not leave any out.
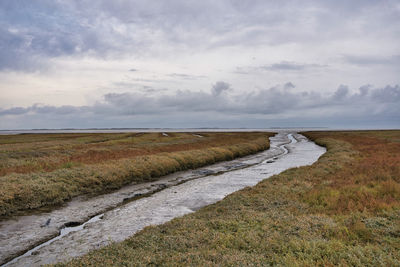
[59,131,400,266]
[0,132,272,218]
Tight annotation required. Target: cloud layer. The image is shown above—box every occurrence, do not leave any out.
[0,1,399,129]
[1,83,399,129]
[1,0,399,71]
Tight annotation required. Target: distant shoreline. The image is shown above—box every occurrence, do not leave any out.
[0,127,329,135]
[2,127,400,135]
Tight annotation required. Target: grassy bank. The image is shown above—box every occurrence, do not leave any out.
[0,132,272,218]
[61,131,400,266]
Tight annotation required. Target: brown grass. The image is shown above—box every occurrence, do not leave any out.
[59,130,400,266]
[302,131,400,214]
[0,132,269,176]
[0,132,272,218]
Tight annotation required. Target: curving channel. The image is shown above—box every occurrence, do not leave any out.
[0,132,326,266]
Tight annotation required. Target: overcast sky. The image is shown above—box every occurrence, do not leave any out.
[0,0,399,129]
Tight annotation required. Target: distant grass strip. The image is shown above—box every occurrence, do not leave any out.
[0,132,272,218]
[60,131,400,266]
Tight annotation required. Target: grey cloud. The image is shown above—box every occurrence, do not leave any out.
[0,28,43,71]
[260,61,327,71]
[233,67,251,75]
[0,107,29,116]
[284,82,295,90]
[234,62,327,75]
[332,85,349,101]
[372,85,400,103]
[140,86,168,94]
[100,92,160,115]
[0,0,147,71]
[212,81,231,96]
[237,86,301,114]
[168,73,207,80]
[344,55,400,66]
[111,82,170,95]
[1,83,400,130]
[262,62,305,71]
[2,0,399,71]
[2,84,399,119]
[130,78,163,83]
[358,85,370,97]
[0,104,86,116]
[0,1,102,71]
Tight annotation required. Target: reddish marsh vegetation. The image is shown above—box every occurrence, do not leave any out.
[303,131,400,214]
[0,132,268,176]
[0,132,271,218]
[62,131,400,266]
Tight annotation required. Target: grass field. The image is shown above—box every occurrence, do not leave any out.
[60,130,400,266]
[0,132,272,218]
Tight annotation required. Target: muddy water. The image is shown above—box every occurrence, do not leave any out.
[0,132,325,266]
